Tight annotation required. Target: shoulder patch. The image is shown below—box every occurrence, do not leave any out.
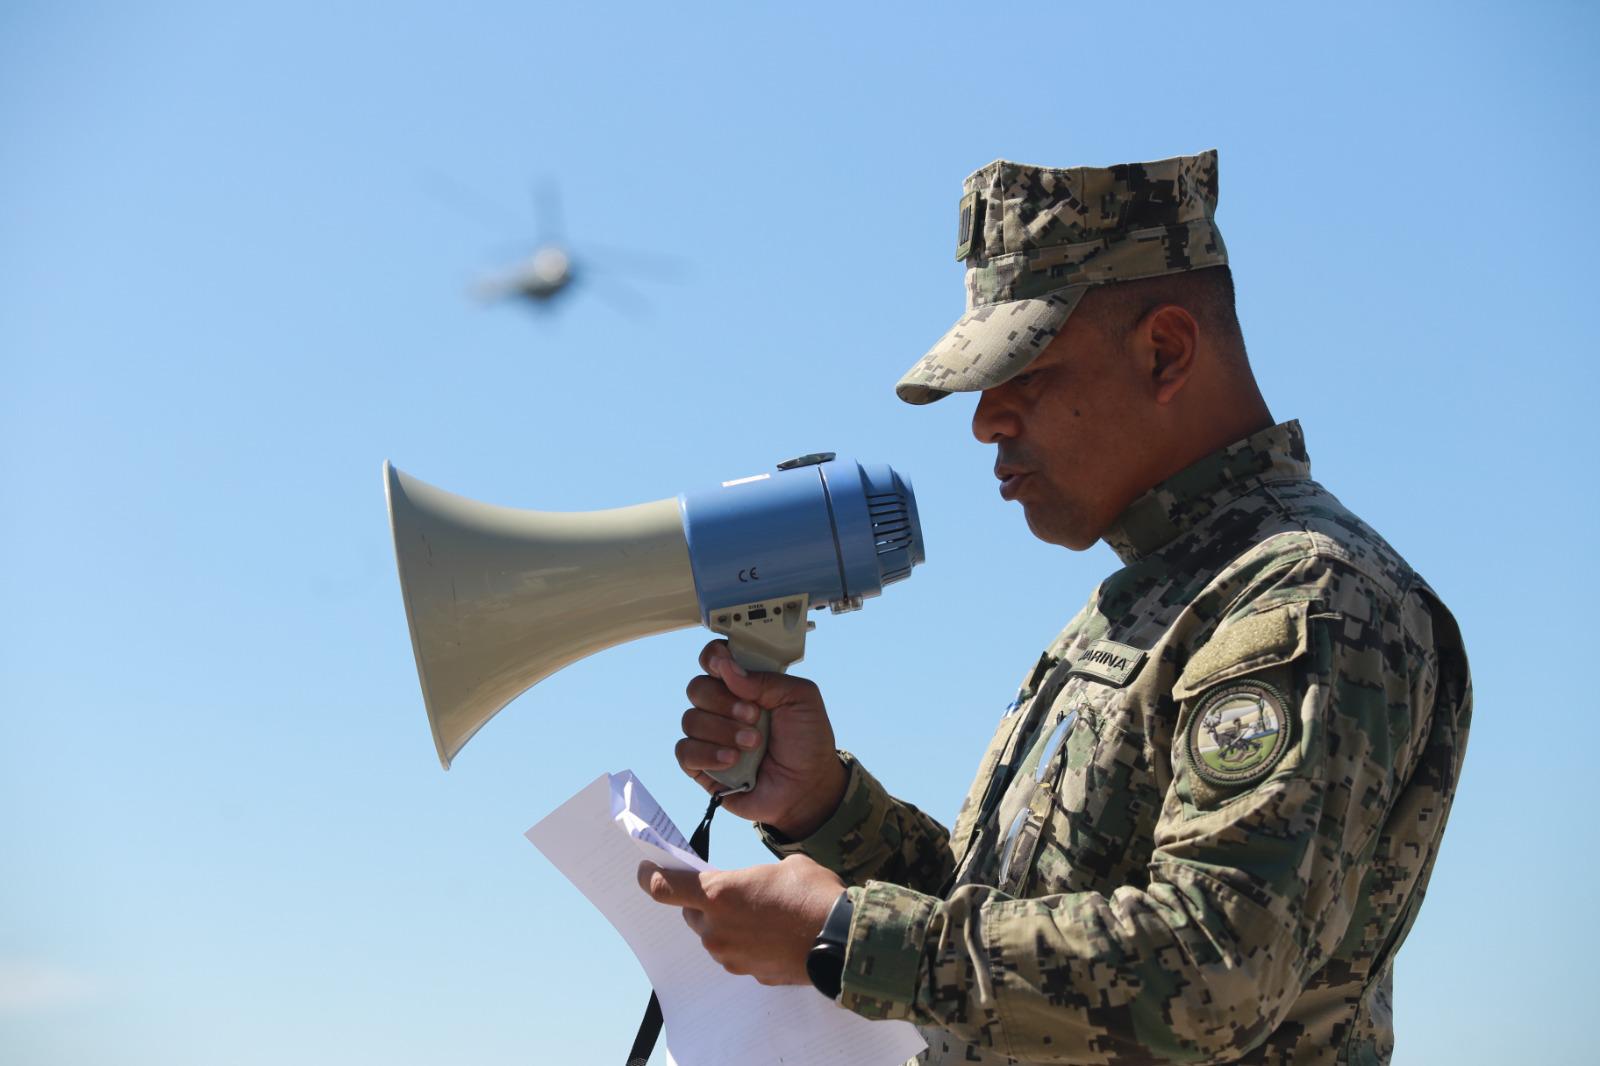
[1184,679,1291,787]
[1071,639,1147,687]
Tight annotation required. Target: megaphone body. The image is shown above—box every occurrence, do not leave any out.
[384,453,924,791]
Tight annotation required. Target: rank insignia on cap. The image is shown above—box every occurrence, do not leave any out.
[954,191,980,261]
[1184,679,1290,787]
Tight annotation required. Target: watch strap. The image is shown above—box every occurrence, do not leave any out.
[805,889,853,999]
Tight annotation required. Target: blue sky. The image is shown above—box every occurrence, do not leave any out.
[2,3,1596,1063]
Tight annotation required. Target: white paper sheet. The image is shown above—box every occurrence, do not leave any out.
[526,772,927,1066]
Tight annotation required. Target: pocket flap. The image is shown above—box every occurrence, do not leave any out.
[1172,601,1310,701]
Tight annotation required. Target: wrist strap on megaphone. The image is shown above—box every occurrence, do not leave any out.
[625,790,724,1066]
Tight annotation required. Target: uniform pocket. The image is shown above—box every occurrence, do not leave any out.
[993,709,1083,894]
[1007,703,1157,895]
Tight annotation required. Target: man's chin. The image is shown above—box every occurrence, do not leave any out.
[1021,505,1100,552]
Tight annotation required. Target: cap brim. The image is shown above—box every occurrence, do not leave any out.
[895,287,1088,405]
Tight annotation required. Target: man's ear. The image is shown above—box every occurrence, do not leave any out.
[1138,304,1199,405]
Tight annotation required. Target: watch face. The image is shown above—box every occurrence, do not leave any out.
[806,943,845,999]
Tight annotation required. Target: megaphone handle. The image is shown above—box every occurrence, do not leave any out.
[705,649,784,794]
[705,593,812,794]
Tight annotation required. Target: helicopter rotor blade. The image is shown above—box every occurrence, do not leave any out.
[422,172,531,235]
[583,273,652,320]
[534,177,565,245]
[579,243,688,281]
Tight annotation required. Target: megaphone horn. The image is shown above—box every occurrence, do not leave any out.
[384,453,925,791]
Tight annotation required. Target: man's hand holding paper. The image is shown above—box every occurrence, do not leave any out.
[526,771,924,1066]
[637,854,844,986]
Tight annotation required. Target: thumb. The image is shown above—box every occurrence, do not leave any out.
[636,862,709,908]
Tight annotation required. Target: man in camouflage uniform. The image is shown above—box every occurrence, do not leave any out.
[640,150,1472,1064]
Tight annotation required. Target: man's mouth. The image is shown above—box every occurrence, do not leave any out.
[995,466,1030,501]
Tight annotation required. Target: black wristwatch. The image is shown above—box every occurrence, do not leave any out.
[805,889,854,999]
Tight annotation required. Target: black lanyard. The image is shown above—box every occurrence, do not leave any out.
[624,790,723,1065]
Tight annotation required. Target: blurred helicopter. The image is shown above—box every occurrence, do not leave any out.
[429,176,676,315]
[476,244,575,305]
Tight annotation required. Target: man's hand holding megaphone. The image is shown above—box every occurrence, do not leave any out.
[677,639,848,841]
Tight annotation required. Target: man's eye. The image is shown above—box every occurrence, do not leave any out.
[1012,372,1037,388]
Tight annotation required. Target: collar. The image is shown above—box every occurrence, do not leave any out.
[1101,420,1310,564]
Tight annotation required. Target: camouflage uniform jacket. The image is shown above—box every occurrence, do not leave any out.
[762,420,1471,1065]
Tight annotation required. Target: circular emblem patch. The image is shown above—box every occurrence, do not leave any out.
[1185,680,1290,787]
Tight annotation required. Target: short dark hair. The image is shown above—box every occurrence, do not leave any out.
[1077,265,1245,356]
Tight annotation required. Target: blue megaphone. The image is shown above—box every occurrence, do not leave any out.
[384,452,925,791]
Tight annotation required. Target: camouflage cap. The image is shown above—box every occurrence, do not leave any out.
[896,149,1229,405]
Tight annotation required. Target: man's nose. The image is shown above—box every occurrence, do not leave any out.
[971,387,1019,443]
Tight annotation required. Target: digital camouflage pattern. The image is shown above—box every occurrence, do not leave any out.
[761,421,1472,1065]
[896,150,1229,406]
